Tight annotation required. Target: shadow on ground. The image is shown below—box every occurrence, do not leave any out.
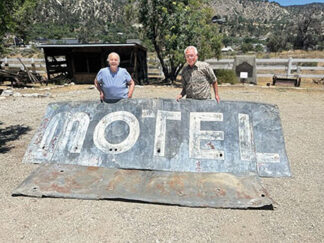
[0,122,31,153]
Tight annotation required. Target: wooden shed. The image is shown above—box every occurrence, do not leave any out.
[39,43,148,84]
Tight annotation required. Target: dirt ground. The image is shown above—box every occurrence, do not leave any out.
[0,83,323,242]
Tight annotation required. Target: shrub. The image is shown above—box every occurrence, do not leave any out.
[298,62,317,67]
[21,48,34,57]
[214,69,237,84]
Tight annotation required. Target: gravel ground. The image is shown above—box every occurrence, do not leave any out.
[0,84,323,242]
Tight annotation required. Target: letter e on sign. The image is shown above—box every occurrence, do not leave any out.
[189,112,224,160]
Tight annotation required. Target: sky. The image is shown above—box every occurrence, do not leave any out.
[270,0,324,6]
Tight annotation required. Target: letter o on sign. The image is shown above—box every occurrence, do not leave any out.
[93,111,140,154]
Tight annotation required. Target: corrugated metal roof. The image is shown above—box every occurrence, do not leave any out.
[37,43,146,49]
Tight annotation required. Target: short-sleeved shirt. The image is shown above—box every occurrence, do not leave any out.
[181,61,217,99]
[96,67,132,100]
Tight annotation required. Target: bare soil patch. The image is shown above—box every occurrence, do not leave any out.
[0,84,323,242]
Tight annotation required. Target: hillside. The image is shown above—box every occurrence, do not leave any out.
[14,0,324,51]
[210,0,289,21]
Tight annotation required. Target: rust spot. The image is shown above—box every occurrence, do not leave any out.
[260,188,269,197]
[106,171,126,191]
[215,188,226,197]
[145,176,167,194]
[196,161,201,172]
[34,135,42,145]
[113,170,136,177]
[87,166,99,171]
[50,184,72,193]
[122,170,137,175]
[177,191,185,196]
[167,175,184,191]
[42,118,49,128]
[236,191,253,200]
[36,171,60,182]
[70,179,82,189]
[51,137,57,149]
[155,183,166,193]
[207,142,215,149]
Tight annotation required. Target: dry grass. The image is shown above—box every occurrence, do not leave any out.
[267,50,324,59]
[0,81,94,94]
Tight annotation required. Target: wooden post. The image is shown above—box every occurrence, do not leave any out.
[134,48,138,84]
[297,66,301,75]
[4,57,9,71]
[31,58,36,73]
[44,53,50,82]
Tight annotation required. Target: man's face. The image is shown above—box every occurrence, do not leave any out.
[108,54,119,68]
[185,48,198,67]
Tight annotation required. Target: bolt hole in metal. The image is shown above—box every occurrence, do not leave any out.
[60,170,64,173]
[219,153,223,157]
[42,146,45,149]
[261,194,265,197]
[157,148,161,153]
[33,187,37,190]
[109,148,118,152]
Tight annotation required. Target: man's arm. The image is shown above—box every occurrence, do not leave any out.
[176,88,186,101]
[128,79,135,98]
[212,81,220,103]
[176,74,187,101]
[94,78,104,101]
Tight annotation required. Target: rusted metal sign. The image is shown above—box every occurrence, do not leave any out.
[13,164,273,208]
[23,99,291,177]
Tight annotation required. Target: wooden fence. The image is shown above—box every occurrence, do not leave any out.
[0,57,46,74]
[206,57,324,79]
[1,57,324,79]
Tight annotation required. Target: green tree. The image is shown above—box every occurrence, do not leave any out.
[293,12,321,50]
[138,0,222,83]
[266,34,287,52]
[241,42,253,53]
[254,44,264,53]
[0,0,19,52]
[12,0,38,42]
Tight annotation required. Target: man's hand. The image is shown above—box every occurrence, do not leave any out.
[128,79,135,98]
[176,94,183,102]
[212,81,219,103]
[95,78,105,102]
[215,94,220,103]
[100,92,104,101]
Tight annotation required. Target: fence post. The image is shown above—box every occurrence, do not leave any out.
[287,57,292,77]
[297,66,301,75]
[31,58,36,73]
[4,57,9,71]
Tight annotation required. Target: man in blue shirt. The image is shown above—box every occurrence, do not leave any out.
[94,52,135,103]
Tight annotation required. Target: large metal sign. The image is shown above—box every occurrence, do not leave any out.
[23,99,291,177]
[13,164,273,209]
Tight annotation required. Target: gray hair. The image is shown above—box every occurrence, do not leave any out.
[107,52,120,64]
[184,46,198,55]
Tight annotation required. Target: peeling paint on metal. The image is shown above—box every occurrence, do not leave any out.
[22,99,291,177]
[12,164,273,208]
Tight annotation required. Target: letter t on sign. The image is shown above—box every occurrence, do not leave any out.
[154,110,181,157]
